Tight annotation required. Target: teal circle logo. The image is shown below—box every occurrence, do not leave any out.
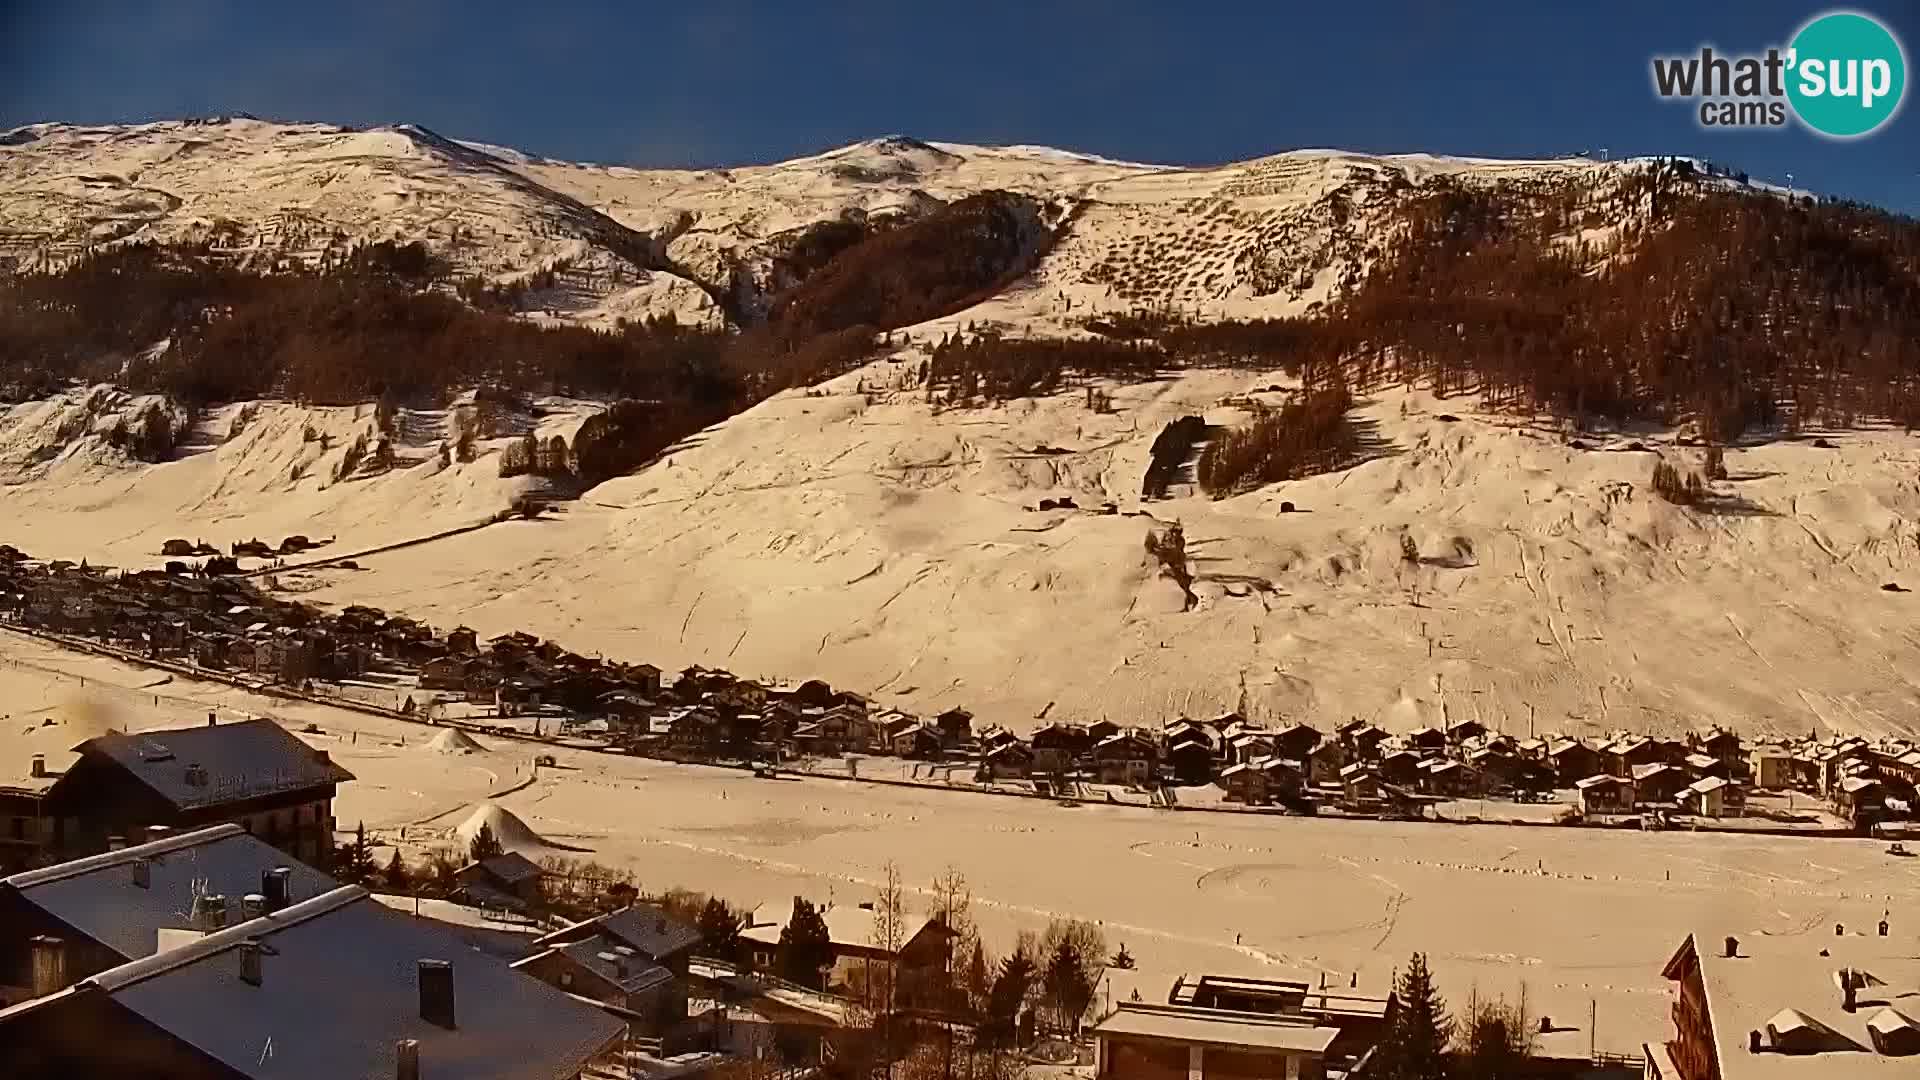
[1787,11,1907,137]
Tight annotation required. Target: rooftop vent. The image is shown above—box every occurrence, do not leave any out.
[418,959,456,1030]
[239,938,263,986]
[138,740,174,763]
[263,867,292,911]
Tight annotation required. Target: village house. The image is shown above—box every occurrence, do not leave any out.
[1379,749,1424,787]
[1093,731,1158,786]
[419,654,478,691]
[1548,738,1603,785]
[933,707,973,747]
[1576,775,1633,815]
[625,663,663,699]
[0,884,624,1080]
[1684,753,1730,781]
[1679,776,1743,819]
[982,741,1034,781]
[1632,763,1691,806]
[445,625,478,654]
[1340,764,1383,810]
[519,903,701,1040]
[1219,760,1274,805]
[1833,776,1885,827]
[1445,718,1488,745]
[888,723,944,760]
[1648,928,1920,1079]
[1749,748,1798,791]
[1691,728,1744,769]
[1344,722,1390,757]
[452,851,545,912]
[1093,980,1383,1080]
[0,752,57,875]
[1419,758,1471,798]
[1031,723,1090,776]
[1271,723,1321,762]
[1087,719,1122,744]
[1164,972,1396,1062]
[1165,738,1217,786]
[41,719,354,866]
[741,903,954,1011]
[1605,736,1663,777]
[1405,727,1445,753]
[1308,741,1347,786]
[1226,731,1275,768]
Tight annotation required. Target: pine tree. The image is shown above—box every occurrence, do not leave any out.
[966,939,991,1016]
[1377,952,1454,1080]
[984,949,1036,1048]
[698,896,742,961]
[339,822,376,885]
[467,822,503,863]
[384,848,410,892]
[776,897,833,990]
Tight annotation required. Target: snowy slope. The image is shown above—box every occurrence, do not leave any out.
[0,118,1623,330]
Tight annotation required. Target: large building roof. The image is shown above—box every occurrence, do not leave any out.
[2,824,336,961]
[1093,1003,1341,1054]
[67,719,355,811]
[1667,929,1920,1077]
[7,886,623,1080]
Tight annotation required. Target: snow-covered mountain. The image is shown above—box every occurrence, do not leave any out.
[0,117,1621,333]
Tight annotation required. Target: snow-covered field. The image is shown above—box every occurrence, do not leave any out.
[4,361,1919,743]
[3,631,1915,1058]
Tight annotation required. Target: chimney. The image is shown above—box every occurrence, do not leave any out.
[1879,919,1890,937]
[132,858,151,889]
[184,763,208,788]
[29,754,46,779]
[208,712,217,727]
[241,893,266,920]
[418,960,456,1029]
[1749,1029,1764,1054]
[239,939,263,987]
[1723,936,1739,958]
[108,836,127,851]
[29,936,68,997]
[396,1039,421,1080]
[146,825,171,844]
[1843,975,1858,1013]
[263,867,292,911]
[1836,923,1845,936]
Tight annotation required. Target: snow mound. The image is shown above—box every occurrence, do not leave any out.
[454,801,553,853]
[425,727,486,754]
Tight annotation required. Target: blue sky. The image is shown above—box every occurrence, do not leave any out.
[3,1,1916,212]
